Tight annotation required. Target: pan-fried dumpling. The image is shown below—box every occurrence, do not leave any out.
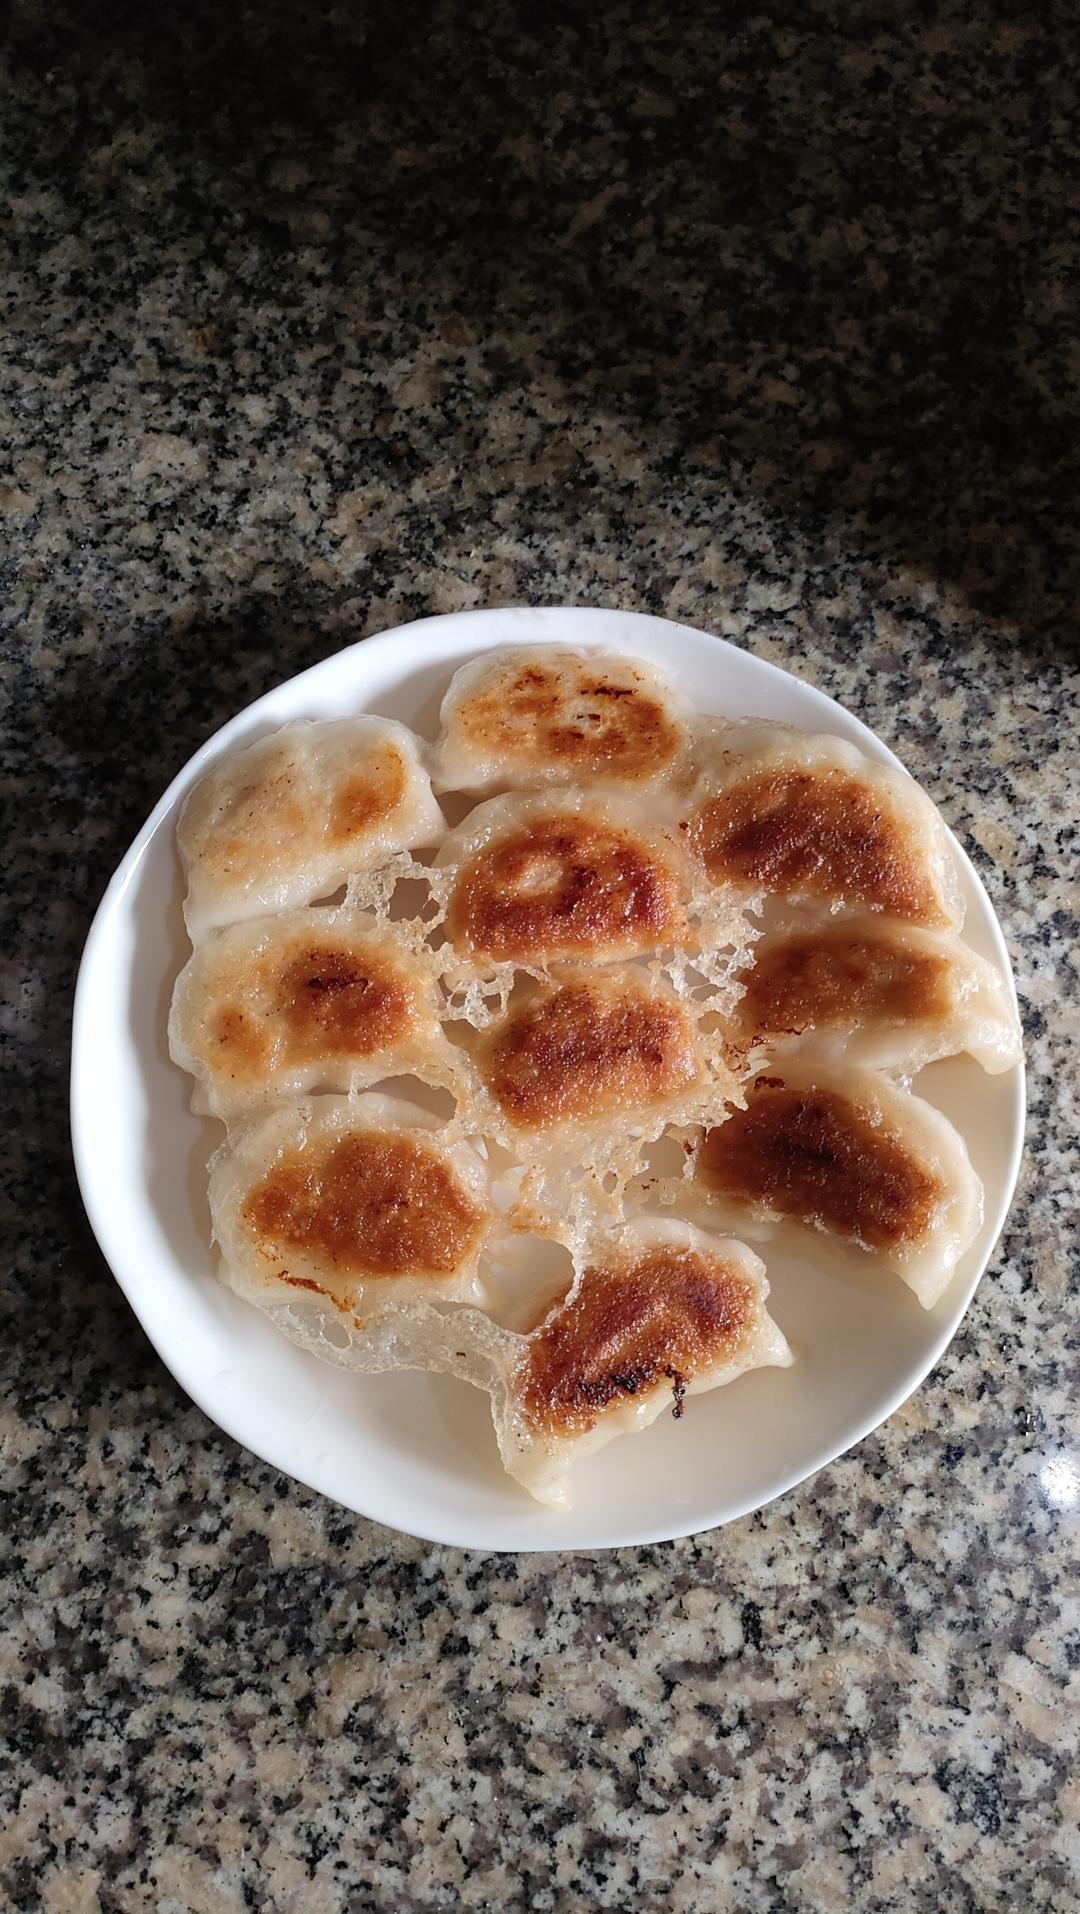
[432,646,693,796]
[473,968,737,1173]
[169,907,460,1119]
[434,791,695,969]
[693,1065,983,1307]
[209,1094,493,1323]
[734,916,1022,1074]
[179,717,445,938]
[489,1218,791,1505]
[682,721,963,930]
[477,969,701,1131]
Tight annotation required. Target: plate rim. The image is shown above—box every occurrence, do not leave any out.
[70,605,1026,1550]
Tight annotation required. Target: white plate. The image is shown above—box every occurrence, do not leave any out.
[71,607,1024,1551]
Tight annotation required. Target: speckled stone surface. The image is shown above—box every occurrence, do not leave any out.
[3,1,1078,1907]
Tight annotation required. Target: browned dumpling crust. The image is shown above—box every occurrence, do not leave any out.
[741,920,953,1037]
[477,970,701,1132]
[179,717,445,937]
[732,915,1021,1074]
[244,1131,484,1291]
[520,1241,760,1437]
[209,1095,493,1317]
[687,770,944,920]
[433,646,691,795]
[488,1218,791,1504]
[693,1065,983,1305]
[700,1081,941,1253]
[169,909,455,1118]
[445,804,686,965]
[246,942,410,1064]
[682,722,963,930]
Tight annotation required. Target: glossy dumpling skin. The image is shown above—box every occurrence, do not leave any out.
[682,721,963,930]
[436,790,692,968]
[179,717,445,938]
[432,646,692,796]
[492,1218,791,1506]
[735,916,1022,1074]
[169,907,457,1119]
[209,1094,492,1320]
[693,1065,983,1307]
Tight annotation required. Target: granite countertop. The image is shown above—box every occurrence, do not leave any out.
[3,1,1078,1907]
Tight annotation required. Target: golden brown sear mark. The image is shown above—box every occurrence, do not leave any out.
[685,768,943,922]
[699,1081,940,1249]
[210,1003,272,1076]
[448,815,683,962]
[203,942,416,1081]
[328,747,406,844]
[741,926,952,1040]
[461,659,681,781]
[482,975,699,1129]
[277,945,415,1061]
[520,1248,753,1436]
[245,1132,484,1280]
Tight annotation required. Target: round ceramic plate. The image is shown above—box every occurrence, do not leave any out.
[71,607,1024,1550]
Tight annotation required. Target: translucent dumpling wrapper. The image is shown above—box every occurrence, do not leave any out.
[431,789,748,989]
[733,915,1022,1075]
[209,1094,496,1330]
[169,907,463,1119]
[681,720,964,931]
[215,1289,513,1406]
[691,1064,983,1307]
[470,966,741,1190]
[488,1218,792,1506]
[179,717,446,938]
[431,645,694,796]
